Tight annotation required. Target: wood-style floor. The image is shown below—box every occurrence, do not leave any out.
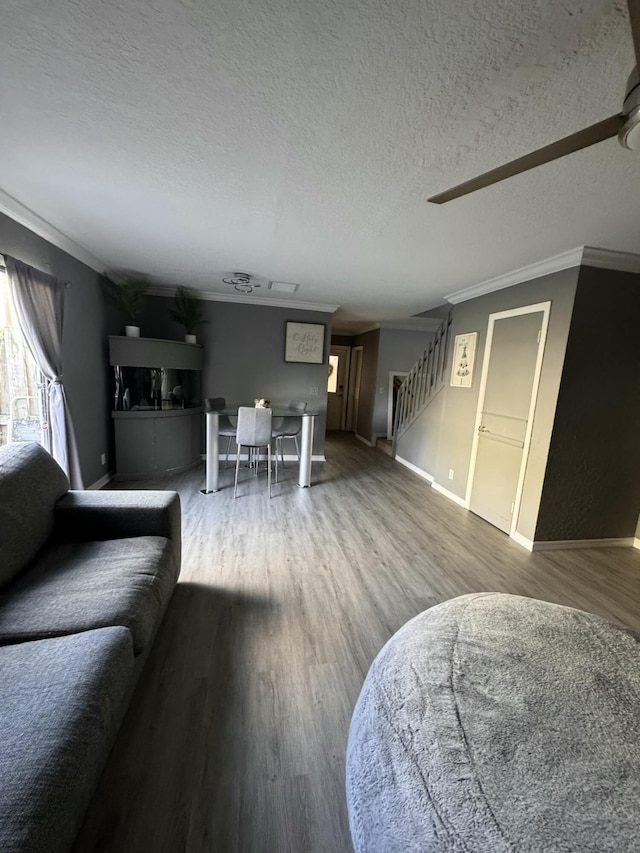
[73,432,640,853]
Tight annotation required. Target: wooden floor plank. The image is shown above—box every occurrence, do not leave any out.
[73,432,640,852]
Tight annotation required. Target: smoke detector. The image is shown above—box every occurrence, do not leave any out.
[268,281,299,293]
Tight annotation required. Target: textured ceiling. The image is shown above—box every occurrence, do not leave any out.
[0,0,638,331]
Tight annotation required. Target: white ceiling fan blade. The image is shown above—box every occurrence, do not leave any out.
[427,114,623,204]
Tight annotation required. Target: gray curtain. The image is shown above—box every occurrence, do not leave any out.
[4,255,84,488]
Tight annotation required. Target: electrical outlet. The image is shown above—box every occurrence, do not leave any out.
[448,468,454,480]
[101,453,107,466]
[309,386,319,396]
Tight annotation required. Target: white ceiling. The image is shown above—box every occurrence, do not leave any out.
[0,0,638,332]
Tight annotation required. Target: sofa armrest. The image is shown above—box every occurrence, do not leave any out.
[54,490,181,566]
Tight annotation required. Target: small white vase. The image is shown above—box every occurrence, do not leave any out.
[185,333,197,344]
[125,325,140,337]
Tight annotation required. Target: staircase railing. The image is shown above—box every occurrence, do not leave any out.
[393,312,452,444]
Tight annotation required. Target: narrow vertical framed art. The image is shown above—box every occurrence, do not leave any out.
[450,332,478,387]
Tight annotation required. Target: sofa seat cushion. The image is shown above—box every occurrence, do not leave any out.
[0,627,133,853]
[0,536,178,655]
[346,592,640,853]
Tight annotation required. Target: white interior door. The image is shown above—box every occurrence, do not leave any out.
[467,303,550,534]
[327,346,351,430]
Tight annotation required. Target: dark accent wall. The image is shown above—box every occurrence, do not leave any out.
[351,329,379,443]
[135,296,331,455]
[0,213,111,487]
[535,267,640,540]
[331,334,353,347]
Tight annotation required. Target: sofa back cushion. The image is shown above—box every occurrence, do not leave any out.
[0,442,69,587]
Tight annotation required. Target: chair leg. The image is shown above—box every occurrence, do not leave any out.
[280,436,286,468]
[234,443,241,497]
[224,436,234,468]
[275,440,279,483]
[268,443,272,498]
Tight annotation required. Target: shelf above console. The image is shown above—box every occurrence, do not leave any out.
[109,335,203,370]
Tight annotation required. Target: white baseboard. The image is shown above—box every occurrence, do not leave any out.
[511,532,635,552]
[511,531,534,551]
[394,471,637,554]
[529,537,635,551]
[393,458,639,553]
[431,481,468,508]
[87,471,113,490]
[395,456,434,483]
[355,433,376,447]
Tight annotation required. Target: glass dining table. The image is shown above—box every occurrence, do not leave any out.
[201,405,318,493]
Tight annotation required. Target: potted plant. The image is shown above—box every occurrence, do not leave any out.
[104,277,148,337]
[170,286,206,343]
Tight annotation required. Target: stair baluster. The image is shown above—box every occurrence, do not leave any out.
[392,312,453,448]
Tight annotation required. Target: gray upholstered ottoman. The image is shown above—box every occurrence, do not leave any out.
[346,592,640,852]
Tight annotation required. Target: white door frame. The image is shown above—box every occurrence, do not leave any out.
[464,301,551,537]
[387,371,409,439]
[329,345,351,430]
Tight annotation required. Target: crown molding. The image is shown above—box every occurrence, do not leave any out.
[146,283,338,314]
[445,246,640,305]
[444,248,584,304]
[0,187,107,273]
[580,246,640,273]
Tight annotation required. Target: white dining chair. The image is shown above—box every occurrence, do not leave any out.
[234,406,274,498]
[272,400,307,469]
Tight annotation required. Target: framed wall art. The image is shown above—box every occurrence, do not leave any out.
[450,332,478,387]
[285,322,326,364]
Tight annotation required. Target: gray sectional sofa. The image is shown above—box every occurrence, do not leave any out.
[0,441,181,853]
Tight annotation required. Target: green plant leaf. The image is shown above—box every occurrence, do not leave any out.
[170,286,207,334]
[103,277,148,323]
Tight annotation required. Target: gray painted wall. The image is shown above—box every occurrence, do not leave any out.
[535,267,640,541]
[0,213,111,487]
[0,210,332,493]
[135,296,331,455]
[372,328,435,438]
[395,385,445,476]
[396,266,580,540]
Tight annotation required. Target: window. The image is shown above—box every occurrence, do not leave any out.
[0,266,48,448]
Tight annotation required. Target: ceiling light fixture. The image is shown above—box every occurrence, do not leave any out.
[221,272,261,294]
